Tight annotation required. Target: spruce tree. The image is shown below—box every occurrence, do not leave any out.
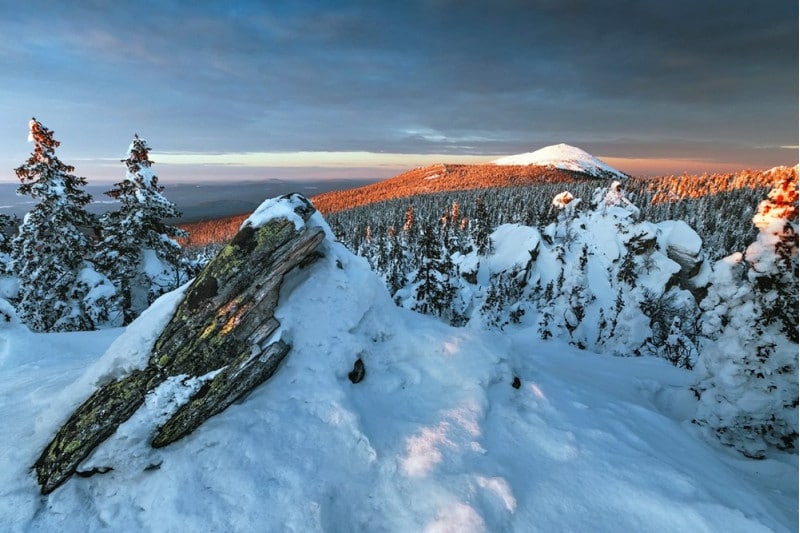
[0,214,18,302]
[412,223,454,317]
[402,205,415,235]
[95,134,187,324]
[0,214,18,279]
[385,227,408,297]
[10,118,99,331]
[472,196,492,255]
[663,318,696,369]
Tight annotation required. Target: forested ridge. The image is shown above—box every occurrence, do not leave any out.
[179,166,790,261]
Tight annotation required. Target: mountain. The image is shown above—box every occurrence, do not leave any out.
[309,160,612,215]
[492,143,628,180]
[0,194,795,531]
[180,161,611,249]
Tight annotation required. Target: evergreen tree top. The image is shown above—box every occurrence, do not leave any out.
[106,134,167,201]
[14,118,89,205]
[124,134,153,174]
[102,133,182,229]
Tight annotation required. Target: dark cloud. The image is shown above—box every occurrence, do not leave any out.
[0,0,796,177]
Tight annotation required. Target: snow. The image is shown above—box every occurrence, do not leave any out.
[244,193,312,231]
[0,223,796,532]
[0,273,19,300]
[0,296,18,326]
[551,190,575,210]
[71,283,189,390]
[657,220,704,257]
[481,224,540,275]
[492,143,628,179]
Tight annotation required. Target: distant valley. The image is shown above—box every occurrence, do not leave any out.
[0,178,378,222]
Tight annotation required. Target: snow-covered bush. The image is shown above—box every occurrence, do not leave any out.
[692,175,798,458]
[78,265,123,328]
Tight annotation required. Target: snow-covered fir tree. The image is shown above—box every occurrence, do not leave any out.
[692,176,798,458]
[402,204,414,235]
[384,226,409,298]
[0,214,19,304]
[10,118,117,331]
[471,196,492,255]
[94,134,189,324]
[0,214,17,278]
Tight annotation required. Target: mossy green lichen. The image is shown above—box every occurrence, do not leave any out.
[61,439,82,456]
[35,368,157,494]
[255,219,293,250]
[152,340,290,448]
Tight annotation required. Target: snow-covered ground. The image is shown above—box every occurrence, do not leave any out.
[0,224,795,532]
[492,144,628,179]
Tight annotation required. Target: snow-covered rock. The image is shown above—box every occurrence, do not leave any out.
[492,143,628,179]
[34,194,326,494]
[657,220,705,283]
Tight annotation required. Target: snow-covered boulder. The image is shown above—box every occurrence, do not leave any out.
[657,221,707,288]
[34,194,327,494]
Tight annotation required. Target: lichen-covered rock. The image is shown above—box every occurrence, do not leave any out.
[34,194,325,494]
[152,340,290,448]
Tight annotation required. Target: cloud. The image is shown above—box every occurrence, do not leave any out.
[152,150,495,167]
[0,0,795,171]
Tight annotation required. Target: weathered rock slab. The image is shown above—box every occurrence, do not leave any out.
[34,194,325,494]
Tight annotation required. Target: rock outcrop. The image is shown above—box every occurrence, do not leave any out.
[658,221,708,292]
[34,194,326,495]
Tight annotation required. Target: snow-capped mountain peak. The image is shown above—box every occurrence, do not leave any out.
[492,143,627,179]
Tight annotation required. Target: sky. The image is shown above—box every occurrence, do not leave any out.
[0,0,797,183]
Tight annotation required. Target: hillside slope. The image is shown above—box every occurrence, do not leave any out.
[310,163,603,215]
[178,163,604,249]
[0,197,796,531]
[177,165,790,252]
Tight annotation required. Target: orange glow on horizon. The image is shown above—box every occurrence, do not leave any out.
[600,157,778,177]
